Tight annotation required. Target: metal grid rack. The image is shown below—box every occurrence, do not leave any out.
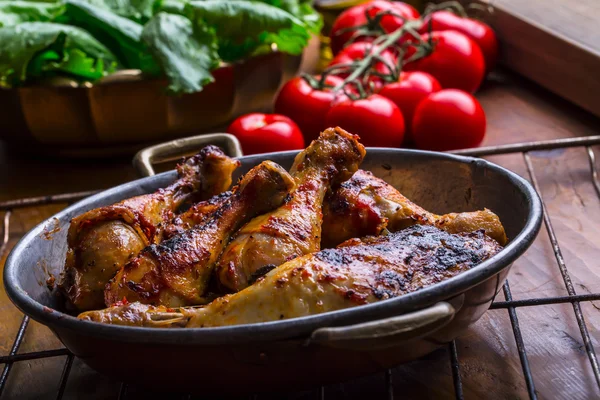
[1,135,600,400]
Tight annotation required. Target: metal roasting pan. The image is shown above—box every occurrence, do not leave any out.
[3,133,543,395]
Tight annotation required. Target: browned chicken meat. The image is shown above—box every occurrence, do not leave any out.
[215,127,366,292]
[79,225,502,327]
[104,161,295,307]
[322,170,507,248]
[162,191,232,239]
[58,146,239,311]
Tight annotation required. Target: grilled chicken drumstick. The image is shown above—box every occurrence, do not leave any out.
[322,170,507,248]
[79,225,502,327]
[59,146,239,311]
[162,191,232,239]
[104,161,295,307]
[215,127,366,292]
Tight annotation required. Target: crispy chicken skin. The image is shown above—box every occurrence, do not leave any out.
[79,225,502,327]
[58,146,239,312]
[162,191,232,239]
[104,161,295,308]
[215,127,366,292]
[322,170,507,247]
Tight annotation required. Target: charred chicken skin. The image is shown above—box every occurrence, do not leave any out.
[58,146,239,312]
[215,127,366,292]
[79,225,502,327]
[162,191,232,240]
[104,161,295,308]
[322,170,507,248]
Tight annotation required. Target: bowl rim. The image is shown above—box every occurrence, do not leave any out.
[3,147,543,345]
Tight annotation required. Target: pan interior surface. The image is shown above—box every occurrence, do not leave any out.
[4,148,541,343]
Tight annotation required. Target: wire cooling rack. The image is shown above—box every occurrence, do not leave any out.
[1,135,599,399]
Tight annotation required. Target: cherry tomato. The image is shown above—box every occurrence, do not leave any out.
[379,71,441,143]
[325,94,405,147]
[274,75,346,143]
[329,1,420,56]
[403,30,485,93]
[227,113,305,155]
[379,1,420,34]
[412,89,486,151]
[328,41,398,89]
[419,11,498,72]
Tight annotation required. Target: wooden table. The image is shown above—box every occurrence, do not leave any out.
[1,68,600,399]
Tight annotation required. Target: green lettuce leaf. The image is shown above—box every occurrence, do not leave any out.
[186,1,303,38]
[297,0,322,34]
[65,0,160,72]
[141,12,219,93]
[251,0,322,34]
[185,0,310,62]
[0,22,117,86]
[0,1,67,27]
[154,0,185,15]
[79,0,157,23]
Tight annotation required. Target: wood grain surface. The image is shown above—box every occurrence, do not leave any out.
[476,0,600,118]
[1,70,600,398]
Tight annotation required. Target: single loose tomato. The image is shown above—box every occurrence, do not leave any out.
[403,30,485,93]
[227,113,305,155]
[412,89,486,151]
[379,71,441,143]
[274,75,346,143]
[419,11,498,72]
[325,94,405,147]
[329,1,420,55]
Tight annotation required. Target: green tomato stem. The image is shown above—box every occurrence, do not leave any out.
[332,18,422,92]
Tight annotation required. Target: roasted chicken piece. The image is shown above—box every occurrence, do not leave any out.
[79,225,502,327]
[59,146,239,312]
[322,170,507,248]
[215,127,366,292]
[104,161,295,307]
[162,191,232,239]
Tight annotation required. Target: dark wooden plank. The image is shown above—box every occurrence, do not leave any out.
[476,0,600,117]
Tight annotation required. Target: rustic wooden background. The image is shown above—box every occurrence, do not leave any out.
[486,0,600,118]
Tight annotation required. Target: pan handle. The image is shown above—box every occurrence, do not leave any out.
[133,133,243,177]
[308,302,455,350]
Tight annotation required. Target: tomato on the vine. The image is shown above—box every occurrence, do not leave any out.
[403,30,485,93]
[329,1,420,56]
[412,89,486,151]
[325,94,405,147]
[274,75,346,143]
[227,113,305,155]
[379,71,441,143]
[419,10,498,72]
[328,41,398,77]
[328,41,398,90]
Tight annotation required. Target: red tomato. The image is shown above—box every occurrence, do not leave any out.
[227,113,305,155]
[412,89,486,151]
[274,75,346,143]
[419,11,498,72]
[379,71,441,143]
[404,30,485,93]
[328,41,398,89]
[325,94,405,147]
[329,1,420,55]
[379,2,420,34]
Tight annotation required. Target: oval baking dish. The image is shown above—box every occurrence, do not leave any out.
[4,145,542,395]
